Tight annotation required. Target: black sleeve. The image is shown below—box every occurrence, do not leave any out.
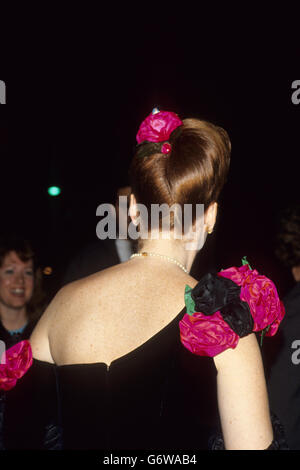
[2,360,62,450]
[0,392,5,450]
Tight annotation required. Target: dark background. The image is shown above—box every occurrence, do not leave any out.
[0,15,299,301]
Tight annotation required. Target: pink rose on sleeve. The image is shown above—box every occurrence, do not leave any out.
[180,310,239,357]
[0,340,33,391]
[218,265,285,336]
[179,261,285,358]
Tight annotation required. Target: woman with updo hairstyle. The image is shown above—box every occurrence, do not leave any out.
[129,117,231,252]
[1,109,286,451]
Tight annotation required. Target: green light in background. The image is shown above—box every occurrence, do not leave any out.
[48,186,61,196]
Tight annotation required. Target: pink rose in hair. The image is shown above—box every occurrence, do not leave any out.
[136,110,183,144]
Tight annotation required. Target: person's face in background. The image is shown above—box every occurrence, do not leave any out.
[0,251,34,310]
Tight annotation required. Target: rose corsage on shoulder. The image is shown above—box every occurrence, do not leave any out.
[179,258,285,357]
[0,340,33,391]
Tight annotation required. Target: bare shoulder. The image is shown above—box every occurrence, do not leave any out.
[30,265,126,362]
[39,266,116,323]
[30,278,89,362]
[30,263,199,365]
[213,332,262,371]
[184,274,199,288]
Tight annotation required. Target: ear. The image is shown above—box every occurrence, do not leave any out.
[129,193,138,225]
[204,202,218,234]
[292,266,300,282]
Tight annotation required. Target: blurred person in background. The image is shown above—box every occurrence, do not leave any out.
[0,237,46,349]
[266,204,300,449]
[62,185,134,286]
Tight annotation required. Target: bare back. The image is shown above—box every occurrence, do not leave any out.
[30,258,198,367]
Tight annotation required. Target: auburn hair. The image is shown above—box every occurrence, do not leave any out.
[129,118,231,233]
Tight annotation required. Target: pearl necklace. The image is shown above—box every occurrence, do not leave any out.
[130,252,188,273]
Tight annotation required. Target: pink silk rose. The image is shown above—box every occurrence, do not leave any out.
[0,340,33,391]
[179,311,239,357]
[179,263,285,358]
[136,110,183,144]
[218,265,285,336]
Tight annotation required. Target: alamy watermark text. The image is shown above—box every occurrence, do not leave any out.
[0,81,6,104]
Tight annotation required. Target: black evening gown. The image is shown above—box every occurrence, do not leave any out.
[2,307,220,450]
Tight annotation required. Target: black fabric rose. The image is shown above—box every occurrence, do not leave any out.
[190,273,254,338]
[221,299,254,337]
[191,273,240,315]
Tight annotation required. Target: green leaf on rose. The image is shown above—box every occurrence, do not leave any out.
[260,324,271,347]
[242,256,252,270]
[184,285,196,316]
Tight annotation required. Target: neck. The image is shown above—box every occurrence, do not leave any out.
[0,304,27,331]
[135,238,198,273]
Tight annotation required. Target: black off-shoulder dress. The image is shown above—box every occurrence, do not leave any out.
[2,306,220,450]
